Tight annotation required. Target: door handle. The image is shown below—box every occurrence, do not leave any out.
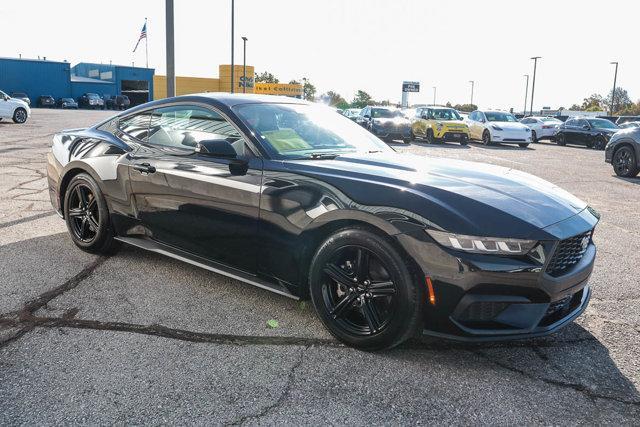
[133,162,156,174]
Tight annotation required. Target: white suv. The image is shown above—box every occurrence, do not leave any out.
[466,110,532,147]
[0,90,30,124]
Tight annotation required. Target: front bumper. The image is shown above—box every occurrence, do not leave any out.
[372,125,412,139]
[491,130,532,143]
[396,211,598,342]
[436,130,469,141]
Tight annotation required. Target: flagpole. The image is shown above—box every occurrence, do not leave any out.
[145,18,148,68]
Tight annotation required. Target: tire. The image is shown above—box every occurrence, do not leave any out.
[409,130,415,141]
[12,108,27,124]
[531,130,538,143]
[556,133,566,146]
[425,129,435,144]
[593,136,607,150]
[482,130,492,146]
[459,138,468,146]
[612,146,639,178]
[63,173,120,255]
[309,227,424,351]
[518,143,529,148]
[403,138,411,144]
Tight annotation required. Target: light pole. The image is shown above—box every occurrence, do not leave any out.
[523,74,529,116]
[469,80,474,107]
[165,0,175,97]
[242,37,248,93]
[529,56,541,116]
[230,0,235,93]
[610,61,619,115]
[432,86,436,105]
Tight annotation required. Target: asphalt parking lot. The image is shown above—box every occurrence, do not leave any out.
[1,109,639,424]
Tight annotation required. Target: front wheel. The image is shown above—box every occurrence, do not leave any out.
[612,146,639,178]
[459,138,468,146]
[482,130,492,146]
[556,133,566,146]
[593,136,607,150]
[531,130,538,143]
[64,173,120,254]
[309,228,424,351]
[12,108,27,124]
[425,129,435,144]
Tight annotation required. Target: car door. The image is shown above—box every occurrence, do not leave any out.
[561,119,577,144]
[0,90,12,118]
[574,119,590,146]
[127,103,263,273]
[469,112,482,140]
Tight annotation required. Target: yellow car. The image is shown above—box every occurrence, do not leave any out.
[411,107,469,145]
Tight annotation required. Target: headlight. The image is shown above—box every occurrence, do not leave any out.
[426,229,537,255]
[491,125,503,131]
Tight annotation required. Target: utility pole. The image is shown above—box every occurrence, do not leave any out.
[610,61,619,115]
[523,74,529,116]
[432,86,436,105]
[165,0,175,97]
[530,56,541,116]
[242,37,248,94]
[469,80,474,107]
[230,0,235,93]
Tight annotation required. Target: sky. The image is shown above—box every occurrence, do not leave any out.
[1,0,638,111]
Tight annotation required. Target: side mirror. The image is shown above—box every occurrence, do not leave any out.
[364,115,371,119]
[195,139,238,158]
[582,125,590,130]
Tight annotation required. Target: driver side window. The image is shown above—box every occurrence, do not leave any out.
[147,105,251,156]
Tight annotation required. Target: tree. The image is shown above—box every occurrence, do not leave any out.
[581,94,604,111]
[605,87,633,114]
[445,101,452,107]
[351,90,374,108]
[288,79,300,85]
[320,90,346,107]
[302,77,316,101]
[569,104,582,111]
[255,71,279,83]
[453,103,477,112]
[617,100,640,116]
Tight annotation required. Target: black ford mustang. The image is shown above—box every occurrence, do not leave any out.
[46,94,599,350]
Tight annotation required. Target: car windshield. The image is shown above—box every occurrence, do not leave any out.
[234,103,392,158]
[485,112,517,122]
[371,108,402,118]
[541,117,562,123]
[63,98,74,102]
[588,119,618,129]
[87,93,99,98]
[432,108,461,120]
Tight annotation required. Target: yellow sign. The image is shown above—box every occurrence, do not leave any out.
[254,83,303,97]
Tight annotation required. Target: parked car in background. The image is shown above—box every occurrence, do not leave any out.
[466,110,532,147]
[358,106,412,143]
[616,116,640,125]
[0,89,30,123]
[56,97,78,109]
[519,116,562,142]
[618,121,640,130]
[411,106,469,145]
[9,92,30,106]
[106,95,131,110]
[78,93,104,109]
[342,108,361,121]
[555,118,619,150]
[605,127,640,177]
[46,93,599,350]
[37,95,56,108]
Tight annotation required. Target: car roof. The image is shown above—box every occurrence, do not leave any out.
[186,92,309,107]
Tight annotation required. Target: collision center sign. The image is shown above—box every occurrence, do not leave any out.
[402,81,420,92]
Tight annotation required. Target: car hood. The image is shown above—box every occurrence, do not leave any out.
[488,121,529,131]
[286,151,589,238]
[373,117,410,125]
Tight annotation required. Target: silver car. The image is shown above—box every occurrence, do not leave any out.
[604,127,640,177]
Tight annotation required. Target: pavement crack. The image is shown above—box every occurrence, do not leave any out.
[474,350,640,407]
[0,211,57,229]
[227,346,306,426]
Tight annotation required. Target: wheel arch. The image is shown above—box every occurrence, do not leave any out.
[58,163,103,217]
[612,140,640,164]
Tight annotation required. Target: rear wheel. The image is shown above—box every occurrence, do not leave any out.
[612,146,639,177]
[12,108,27,124]
[309,228,424,350]
[64,173,120,254]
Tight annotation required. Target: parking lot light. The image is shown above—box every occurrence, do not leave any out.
[530,57,541,116]
[242,37,248,94]
[432,86,436,105]
[523,74,529,116]
[610,61,618,115]
[469,80,474,107]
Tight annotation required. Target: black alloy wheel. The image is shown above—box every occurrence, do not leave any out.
[12,108,27,124]
[613,146,639,177]
[556,133,566,146]
[426,129,435,144]
[64,173,120,254]
[482,130,492,146]
[593,136,607,150]
[67,184,100,243]
[309,228,424,350]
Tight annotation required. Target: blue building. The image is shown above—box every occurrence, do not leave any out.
[0,57,154,107]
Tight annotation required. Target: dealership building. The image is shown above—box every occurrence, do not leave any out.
[0,57,302,106]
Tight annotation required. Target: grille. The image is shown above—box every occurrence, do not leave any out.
[545,295,572,316]
[546,231,592,276]
[457,301,510,322]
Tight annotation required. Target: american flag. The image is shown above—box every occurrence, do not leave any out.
[133,20,147,53]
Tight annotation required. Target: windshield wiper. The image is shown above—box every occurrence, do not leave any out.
[305,152,340,160]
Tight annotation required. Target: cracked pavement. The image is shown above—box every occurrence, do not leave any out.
[1,109,639,424]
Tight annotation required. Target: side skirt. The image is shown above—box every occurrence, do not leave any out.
[115,236,299,300]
